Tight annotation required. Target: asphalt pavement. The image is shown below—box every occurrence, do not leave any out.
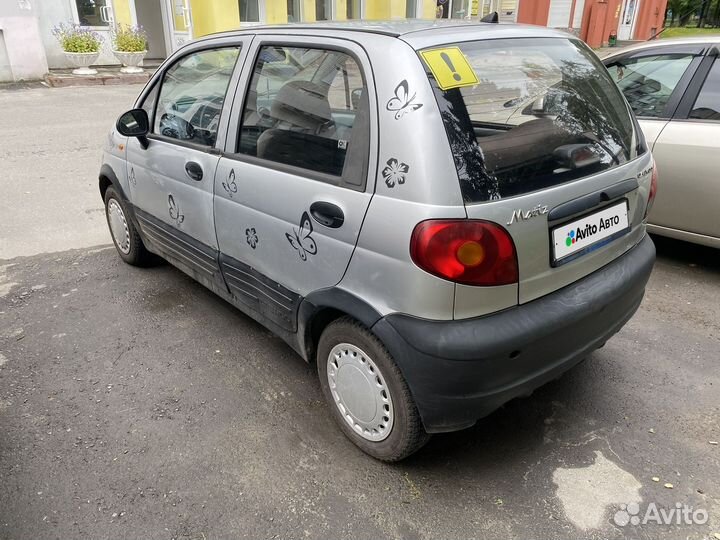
[0,84,719,540]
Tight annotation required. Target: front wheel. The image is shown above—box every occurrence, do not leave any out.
[317,317,430,461]
[104,186,155,266]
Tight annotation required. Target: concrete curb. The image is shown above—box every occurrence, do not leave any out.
[45,71,151,88]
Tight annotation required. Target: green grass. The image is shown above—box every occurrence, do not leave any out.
[659,27,720,39]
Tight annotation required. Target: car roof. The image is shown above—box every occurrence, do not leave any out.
[200,19,573,49]
[603,35,720,58]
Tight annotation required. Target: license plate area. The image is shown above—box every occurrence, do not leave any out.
[551,200,630,266]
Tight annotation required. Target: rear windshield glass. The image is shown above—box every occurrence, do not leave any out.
[422,38,641,203]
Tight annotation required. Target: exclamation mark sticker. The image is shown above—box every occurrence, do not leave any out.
[440,52,462,82]
[420,47,479,90]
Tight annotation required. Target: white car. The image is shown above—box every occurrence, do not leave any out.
[604,37,720,248]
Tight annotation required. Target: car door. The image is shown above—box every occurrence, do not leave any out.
[213,37,377,332]
[126,42,249,288]
[649,50,720,240]
[604,44,706,147]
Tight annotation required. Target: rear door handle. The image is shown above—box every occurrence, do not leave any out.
[185,161,203,181]
[310,201,344,229]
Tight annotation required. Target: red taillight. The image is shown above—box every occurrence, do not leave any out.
[410,220,518,286]
[645,160,658,219]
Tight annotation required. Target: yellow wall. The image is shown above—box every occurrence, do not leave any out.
[365,0,427,19]
[265,0,289,23]
[420,0,437,18]
[135,0,441,40]
[112,0,133,26]
[303,0,317,21]
[336,0,348,20]
[190,0,240,36]
[364,0,389,18]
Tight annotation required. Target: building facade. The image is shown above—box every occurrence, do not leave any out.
[517,0,668,47]
[32,0,522,68]
[0,0,666,81]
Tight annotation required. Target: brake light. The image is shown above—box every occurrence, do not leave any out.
[410,220,518,286]
[644,160,658,219]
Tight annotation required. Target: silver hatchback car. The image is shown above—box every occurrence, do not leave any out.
[101,20,656,461]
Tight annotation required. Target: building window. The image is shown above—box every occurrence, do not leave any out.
[406,0,417,18]
[287,0,302,22]
[347,0,362,19]
[316,0,332,20]
[74,0,110,27]
[239,0,260,22]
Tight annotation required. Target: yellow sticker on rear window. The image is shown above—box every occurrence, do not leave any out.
[420,47,479,90]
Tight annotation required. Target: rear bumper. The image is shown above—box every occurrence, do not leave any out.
[372,235,656,433]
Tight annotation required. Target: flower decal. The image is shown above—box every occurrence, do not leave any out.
[382,158,410,188]
[246,227,258,249]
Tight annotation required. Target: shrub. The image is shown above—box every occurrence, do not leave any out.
[112,25,148,52]
[52,23,103,53]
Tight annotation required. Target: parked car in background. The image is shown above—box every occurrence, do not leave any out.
[604,38,720,248]
[101,20,656,461]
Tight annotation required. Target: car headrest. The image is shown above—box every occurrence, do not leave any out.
[270,80,333,131]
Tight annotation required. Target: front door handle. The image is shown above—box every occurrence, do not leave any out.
[185,161,203,181]
[310,201,344,229]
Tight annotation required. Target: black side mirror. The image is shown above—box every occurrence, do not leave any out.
[116,108,150,148]
[480,11,499,23]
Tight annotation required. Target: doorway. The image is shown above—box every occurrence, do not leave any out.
[618,0,640,40]
[134,0,168,60]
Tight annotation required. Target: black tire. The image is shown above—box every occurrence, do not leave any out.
[104,186,155,267]
[317,317,430,461]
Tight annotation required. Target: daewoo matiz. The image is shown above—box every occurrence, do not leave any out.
[100,20,656,461]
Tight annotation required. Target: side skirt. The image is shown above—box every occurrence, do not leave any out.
[133,206,306,358]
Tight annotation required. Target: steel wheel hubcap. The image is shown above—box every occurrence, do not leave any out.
[107,198,131,254]
[327,343,394,442]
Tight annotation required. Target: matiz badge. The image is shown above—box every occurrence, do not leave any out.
[507,204,549,226]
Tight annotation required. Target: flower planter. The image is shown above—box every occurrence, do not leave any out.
[65,51,100,75]
[113,50,147,74]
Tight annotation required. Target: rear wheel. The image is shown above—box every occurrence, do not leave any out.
[317,317,430,461]
[104,186,154,266]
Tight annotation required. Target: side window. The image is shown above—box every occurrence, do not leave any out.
[690,58,720,121]
[154,47,240,147]
[140,82,159,125]
[237,45,369,181]
[607,53,694,118]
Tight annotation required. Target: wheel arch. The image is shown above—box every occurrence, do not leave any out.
[99,164,129,202]
[297,288,383,363]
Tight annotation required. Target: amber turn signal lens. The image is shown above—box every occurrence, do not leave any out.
[456,241,485,267]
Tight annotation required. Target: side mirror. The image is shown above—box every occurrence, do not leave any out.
[116,108,150,148]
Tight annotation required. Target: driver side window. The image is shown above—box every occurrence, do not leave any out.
[154,47,240,147]
[606,53,694,118]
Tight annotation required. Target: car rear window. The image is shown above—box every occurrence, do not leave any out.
[421,38,642,203]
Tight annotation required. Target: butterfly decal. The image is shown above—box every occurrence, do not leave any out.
[386,80,423,120]
[286,211,317,261]
[168,194,185,225]
[222,169,237,198]
[246,227,258,249]
[129,167,136,186]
